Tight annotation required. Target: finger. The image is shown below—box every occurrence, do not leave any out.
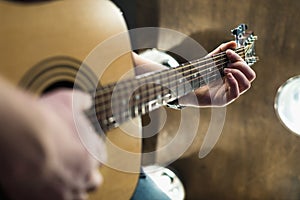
[67,189,89,200]
[207,41,237,57]
[71,90,106,160]
[226,49,244,62]
[75,111,107,162]
[225,73,239,102]
[66,158,102,198]
[227,62,256,82]
[85,169,103,192]
[72,90,93,111]
[226,50,256,82]
[224,68,251,94]
[77,193,89,200]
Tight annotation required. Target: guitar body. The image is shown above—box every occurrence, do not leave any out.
[0,0,141,199]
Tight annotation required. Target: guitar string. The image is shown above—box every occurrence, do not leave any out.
[91,48,245,107]
[95,47,244,96]
[86,55,244,124]
[86,55,246,130]
[85,49,245,127]
[91,57,228,109]
[92,47,244,102]
[86,71,222,130]
[85,59,235,131]
[88,50,245,117]
[86,67,226,131]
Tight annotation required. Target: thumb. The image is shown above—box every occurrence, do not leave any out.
[72,90,93,111]
[86,168,103,192]
[207,41,237,57]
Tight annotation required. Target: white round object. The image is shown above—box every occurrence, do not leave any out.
[274,76,300,135]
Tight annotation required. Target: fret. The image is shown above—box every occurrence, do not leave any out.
[196,65,202,89]
[121,104,130,125]
[174,68,180,97]
[183,76,187,97]
[94,86,111,130]
[160,71,171,99]
[166,69,173,97]
[204,58,212,85]
[213,53,228,77]
[89,47,247,132]
[115,81,130,125]
[178,64,187,97]
[150,74,158,108]
[128,79,137,118]
[189,62,197,90]
[136,81,143,116]
[180,63,188,96]
[143,81,150,114]
[173,62,196,96]
[145,79,151,112]
[158,71,164,101]
[192,61,202,89]
[112,85,125,126]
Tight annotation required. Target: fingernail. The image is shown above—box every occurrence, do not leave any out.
[73,91,93,109]
[226,72,233,79]
[224,68,230,73]
[226,49,233,56]
[86,170,103,192]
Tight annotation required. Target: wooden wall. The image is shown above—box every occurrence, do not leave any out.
[115,0,300,199]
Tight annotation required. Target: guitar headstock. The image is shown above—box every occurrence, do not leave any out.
[231,24,258,66]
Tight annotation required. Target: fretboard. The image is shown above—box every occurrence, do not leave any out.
[87,47,245,132]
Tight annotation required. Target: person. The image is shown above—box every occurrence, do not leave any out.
[0,2,255,200]
[131,41,256,200]
[133,41,256,107]
[0,77,106,200]
[0,39,255,200]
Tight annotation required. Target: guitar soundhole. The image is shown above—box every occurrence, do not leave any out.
[43,81,77,94]
[19,56,98,95]
[19,56,105,133]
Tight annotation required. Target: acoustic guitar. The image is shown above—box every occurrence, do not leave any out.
[0,0,258,199]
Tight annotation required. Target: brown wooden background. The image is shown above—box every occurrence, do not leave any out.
[113,0,300,199]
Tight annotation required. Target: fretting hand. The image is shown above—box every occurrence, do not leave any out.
[180,41,256,107]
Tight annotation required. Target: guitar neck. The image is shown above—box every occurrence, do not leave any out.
[88,47,246,132]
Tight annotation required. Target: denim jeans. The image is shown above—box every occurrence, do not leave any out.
[131,173,171,200]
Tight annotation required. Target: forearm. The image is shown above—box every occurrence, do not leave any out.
[132,52,169,75]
